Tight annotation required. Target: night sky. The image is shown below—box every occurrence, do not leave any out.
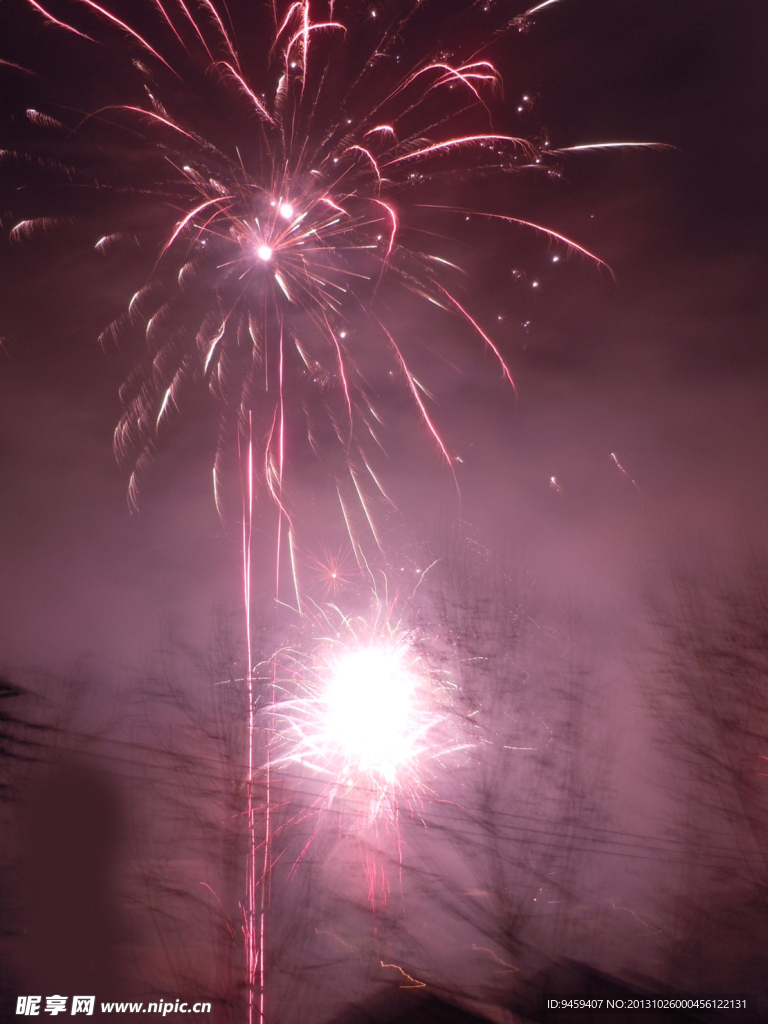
[1,0,768,1020]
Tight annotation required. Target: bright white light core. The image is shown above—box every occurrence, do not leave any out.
[324,646,416,779]
[279,203,294,219]
[257,244,273,261]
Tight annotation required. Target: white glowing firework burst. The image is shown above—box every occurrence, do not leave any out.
[266,598,465,817]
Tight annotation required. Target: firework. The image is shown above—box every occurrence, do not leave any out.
[5,0,643,567]
[267,595,463,810]
[250,586,473,953]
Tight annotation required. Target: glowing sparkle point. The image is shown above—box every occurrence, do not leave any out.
[279,203,294,219]
[325,646,415,778]
[257,244,273,261]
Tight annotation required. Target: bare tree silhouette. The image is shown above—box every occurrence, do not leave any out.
[647,549,768,995]
[312,529,615,1018]
[54,533,615,1023]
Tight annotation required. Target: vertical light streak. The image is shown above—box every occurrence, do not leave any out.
[323,314,352,433]
[288,528,302,613]
[255,327,290,1024]
[273,327,287,602]
[240,415,257,1023]
[349,467,383,551]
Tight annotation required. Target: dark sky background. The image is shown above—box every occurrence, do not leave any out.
[1,0,766,671]
[1,0,768,1018]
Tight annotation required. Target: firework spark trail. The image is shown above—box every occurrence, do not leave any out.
[380,962,427,990]
[24,0,95,40]
[609,451,644,495]
[0,57,38,74]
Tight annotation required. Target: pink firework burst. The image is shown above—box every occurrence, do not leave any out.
[6,0,645,557]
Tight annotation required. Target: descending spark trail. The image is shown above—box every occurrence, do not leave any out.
[609,451,644,495]
[3,0,662,1018]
